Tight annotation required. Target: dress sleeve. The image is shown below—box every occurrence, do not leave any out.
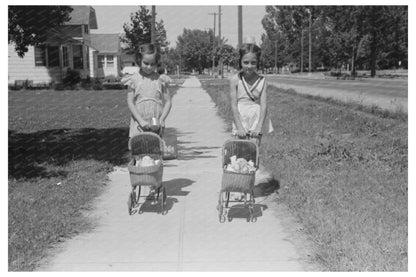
[121,73,137,90]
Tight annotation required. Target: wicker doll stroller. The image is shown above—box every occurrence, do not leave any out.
[127,131,167,215]
[217,135,259,223]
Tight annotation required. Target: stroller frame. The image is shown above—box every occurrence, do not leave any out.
[218,135,259,223]
[127,131,167,215]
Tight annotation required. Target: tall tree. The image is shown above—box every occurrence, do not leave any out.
[176,29,213,74]
[121,6,168,63]
[8,6,73,57]
[216,44,239,70]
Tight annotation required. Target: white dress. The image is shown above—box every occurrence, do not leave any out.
[231,73,274,135]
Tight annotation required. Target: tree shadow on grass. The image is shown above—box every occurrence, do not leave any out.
[9,127,130,180]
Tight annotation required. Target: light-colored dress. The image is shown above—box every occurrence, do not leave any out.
[121,71,167,138]
[231,73,274,135]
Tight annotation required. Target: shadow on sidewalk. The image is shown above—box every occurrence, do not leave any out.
[163,178,194,196]
[226,203,268,222]
[176,144,220,161]
[134,178,195,214]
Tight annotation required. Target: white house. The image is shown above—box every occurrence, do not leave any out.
[8,6,98,86]
[89,33,122,79]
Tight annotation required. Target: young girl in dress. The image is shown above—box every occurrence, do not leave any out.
[122,43,172,139]
[229,43,273,142]
[229,44,274,200]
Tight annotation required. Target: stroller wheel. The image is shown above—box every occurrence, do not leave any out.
[248,206,255,222]
[135,186,141,206]
[227,216,233,222]
[160,187,168,215]
[218,193,226,223]
[219,214,226,223]
[128,192,135,215]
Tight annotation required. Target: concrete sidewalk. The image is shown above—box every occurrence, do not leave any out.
[38,76,318,271]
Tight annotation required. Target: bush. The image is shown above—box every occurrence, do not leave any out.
[60,69,82,89]
[102,83,126,90]
[80,77,103,90]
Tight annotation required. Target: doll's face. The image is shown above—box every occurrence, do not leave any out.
[141,53,157,75]
[241,52,258,76]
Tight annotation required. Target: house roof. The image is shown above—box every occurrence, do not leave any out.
[67,6,98,29]
[90,34,120,53]
[44,28,79,45]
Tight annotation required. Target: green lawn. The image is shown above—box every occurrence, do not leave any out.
[200,79,408,271]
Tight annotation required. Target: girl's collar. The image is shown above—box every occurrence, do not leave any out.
[239,71,261,85]
[139,69,158,79]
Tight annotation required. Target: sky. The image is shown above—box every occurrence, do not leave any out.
[91,5,267,48]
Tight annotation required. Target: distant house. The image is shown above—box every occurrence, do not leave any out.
[8,6,98,86]
[121,50,136,68]
[89,34,121,79]
[120,50,139,75]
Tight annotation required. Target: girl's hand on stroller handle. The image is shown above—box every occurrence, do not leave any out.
[247,131,262,139]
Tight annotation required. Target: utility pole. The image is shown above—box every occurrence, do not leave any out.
[308,9,312,73]
[238,6,243,49]
[151,6,156,44]
[218,6,223,78]
[208,12,217,76]
[218,6,222,47]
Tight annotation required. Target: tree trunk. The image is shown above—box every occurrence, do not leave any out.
[370,34,377,77]
[351,45,355,76]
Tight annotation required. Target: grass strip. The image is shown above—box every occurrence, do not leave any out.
[201,78,407,271]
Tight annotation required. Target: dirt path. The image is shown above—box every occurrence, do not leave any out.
[38,76,319,271]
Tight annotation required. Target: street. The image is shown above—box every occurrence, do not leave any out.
[266,74,408,113]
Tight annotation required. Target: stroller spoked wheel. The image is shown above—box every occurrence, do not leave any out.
[219,214,226,223]
[128,192,135,215]
[135,186,141,206]
[248,205,255,222]
[161,187,168,215]
[218,192,226,223]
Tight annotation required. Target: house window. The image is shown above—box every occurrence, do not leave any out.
[34,46,46,66]
[98,55,105,68]
[73,45,83,69]
[47,46,60,67]
[62,46,69,67]
[84,25,89,34]
[106,55,114,68]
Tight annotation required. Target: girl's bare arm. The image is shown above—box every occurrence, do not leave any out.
[229,77,246,136]
[159,84,172,127]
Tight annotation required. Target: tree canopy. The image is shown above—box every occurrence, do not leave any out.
[176,29,214,74]
[121,6,169,63]
[261,5,408,76]
[8,6,73,57]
